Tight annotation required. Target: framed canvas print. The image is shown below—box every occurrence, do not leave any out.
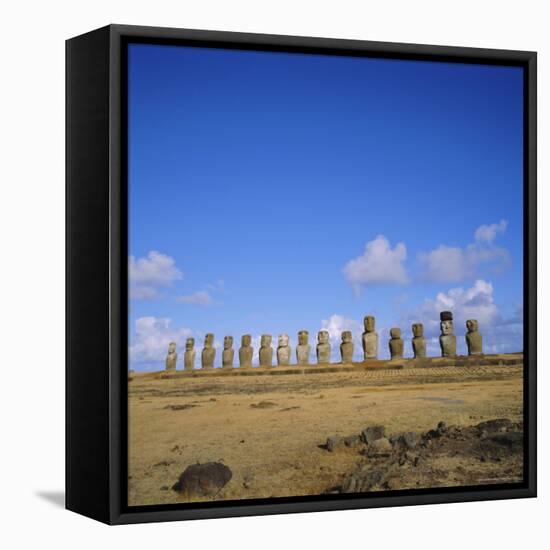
[66,24,537,525]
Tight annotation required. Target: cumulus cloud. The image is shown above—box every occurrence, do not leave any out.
[418,221,510,283]
[176,290,214,306]
[403,279,522,355]
[474,219,508,243]
[129,316,193,368]
[343,235,408,292]
[129,251,183,300]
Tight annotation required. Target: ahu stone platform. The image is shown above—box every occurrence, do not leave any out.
[153,352,523,379]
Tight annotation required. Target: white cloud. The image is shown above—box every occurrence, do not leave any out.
[403,279,522,355]
[129,316,193,367]
[343,235,408,292]
[177,290,214,306]
[474,219,508,243]
[418,221,510,283]
[129,251,183,300]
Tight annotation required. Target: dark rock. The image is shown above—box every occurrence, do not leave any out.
[342,469,386,493]
[326,436,344,452]
[366,437,392,456]
[481,432,523,453]
[437,421,448,433]
[392,431,418,450]
[164,404,196,411]
[344,435,362,448]
[476,419,512,433]
[250,401,277,409]
[361,425,386,443]
[172,462,232,496]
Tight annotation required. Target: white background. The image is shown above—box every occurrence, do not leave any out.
[0,0,547,547]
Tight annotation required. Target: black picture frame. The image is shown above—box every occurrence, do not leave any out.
[66,24,537,525]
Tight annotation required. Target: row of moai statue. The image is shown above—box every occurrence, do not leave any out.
[164,312,483,371]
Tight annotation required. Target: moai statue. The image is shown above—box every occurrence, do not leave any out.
[362,315,378,360]
[165,341,177,372]
[439,311,457,357]
[340,331,354,363]
[316,330,331,364]
[466,319,483,355]
[388,327,404,360]
[296,330,311,365]
[411,323,426,358]
[222,335,234,368]
[201,333,216,369]
[239,334,253,368]
[277,334,291,366]
[184,337,196,370]
[259,334,273,367]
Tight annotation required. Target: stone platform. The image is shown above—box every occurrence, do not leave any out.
[148,352,523,380]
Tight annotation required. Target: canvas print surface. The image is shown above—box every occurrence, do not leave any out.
[127,43,524,506]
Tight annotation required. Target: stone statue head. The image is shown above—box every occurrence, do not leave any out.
[440,321,454,335]
[241,334,252,347]
[261,334,272,347]
[364,315,375,332]
[390,327,401,339]
[185,337,195,350]
[342,331,352,343]
[223,335,233,349]
[204,333,214,347]
[466,319,478,333]
[278,334,289,347]
[317,330,329,344]
[168,341,176,354]
[412,323,424,337]
[440,311,454,335]
[298,330,309,345]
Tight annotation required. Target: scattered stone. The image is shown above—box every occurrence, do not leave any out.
[164,404,196,411]
[366,437,392,456]
[361,425,386,443]
[395,431,418,450]
[437,421,448,434]
[160,485,169,491]
[172,462,232,496]
[344,435,362,448]
[481,432,523,453]
[342,469,386,493]
[476,418,512,433]
[280,406,301,412]
[250,401,277,409]
[326,436,344,452]
[153,459,174,467]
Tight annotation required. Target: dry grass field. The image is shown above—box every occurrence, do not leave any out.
[128,356,524,506]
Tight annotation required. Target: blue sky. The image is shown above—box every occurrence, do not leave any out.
[127,43,524,370]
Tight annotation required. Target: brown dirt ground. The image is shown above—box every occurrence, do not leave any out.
[128,362,523,506]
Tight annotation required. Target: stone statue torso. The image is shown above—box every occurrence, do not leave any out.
[362,332,378,360]
[184,349,196,370]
